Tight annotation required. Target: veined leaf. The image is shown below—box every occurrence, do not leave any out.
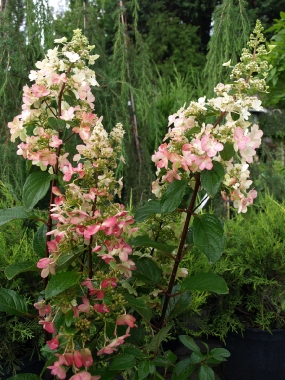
[134,199,161,222]
[220,142,235,161]
[4,261,37,280]
[23,171,54,211]
[0,206,32,226]
[129,235,175,254]
[0,288,28,316]
[124,294,152,322]
[146,323,173,353]
[160,179,188,214]
[181,272,228,294]
[109,354,136,371]
[45,271,80,300]
[33,224,47,257]
[193,214,225,263]
[132,257,162,284]
[198,365,215,380]
[201,161,225,197]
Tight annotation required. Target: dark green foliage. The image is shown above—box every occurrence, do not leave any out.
[203,0,251,96]
[0,0,54,192]
[199,195,285,341]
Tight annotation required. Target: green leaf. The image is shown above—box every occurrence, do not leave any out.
[33,224,47,256]
[54,310,65,332]
[130,235,176,254]
[0,206,31,226]
[200,161,225,197]
[210,347,230,361]
[124,294,153,322]
[181,272,228,294]
[47,117,66,129]
[65,308,74,327]
[138,361,151,379]
[185,126,201,139]
[220,142,235,161]
[146,322,173,353]
[7,375,41,380]
[91,367,118,380]
[166,286,192,320]
[231,112,240,121]
[132,257,162,284]
[4,261,37,280]
[160,179,188,214]
[123,347,149,359]
[0,288,28,316]
[63,94,77,107]
[172,358,195,379]
[45,271,80,299]
[109,354,136,371]
[23,171,54,211]
[134,199,161,222]
[189,351,205,364]
[179,335,201,353]
[193,214,225,263]
[198,365,215,380]
[56,252,76,271]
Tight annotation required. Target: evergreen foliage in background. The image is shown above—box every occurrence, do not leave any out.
[0,0,54,192]
[2,0,285,206]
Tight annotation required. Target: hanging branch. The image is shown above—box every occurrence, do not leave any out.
[119,0,142,166]
[83,0,87,35]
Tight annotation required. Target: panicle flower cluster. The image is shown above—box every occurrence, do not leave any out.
[8,30,138,379]
[152,20,268,213]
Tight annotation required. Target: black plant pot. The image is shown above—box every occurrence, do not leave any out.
[224,328,285,380]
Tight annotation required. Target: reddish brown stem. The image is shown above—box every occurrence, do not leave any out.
[158,173,201,328]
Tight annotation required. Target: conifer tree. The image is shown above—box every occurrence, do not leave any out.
[0,0,54,190]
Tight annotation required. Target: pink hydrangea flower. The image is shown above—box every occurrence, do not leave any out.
[116,314,137,328]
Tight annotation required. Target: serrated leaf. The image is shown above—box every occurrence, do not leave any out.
[130,235,175,254]
[181,272,228,294]
[146,322,173,353]
[161,179,188,214]
[134,199,161,222]
[220,142,235,161]
[0,206,31,226]
[109,354,136,371]
[198,365,215,380]
[0,288,28,316]
[7,375,41,380]
[4,261,37,280]
[193,214,225,263]
[45,271,80,299]
[201,161,225,197]
[166,286,192,320]
[124,294,153,322]
[179,335,201,353]
[47,117,66,129]
[23,171,54,211]
[33,224,47,257]
[172,358,195,379]
[132,257,162,284]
